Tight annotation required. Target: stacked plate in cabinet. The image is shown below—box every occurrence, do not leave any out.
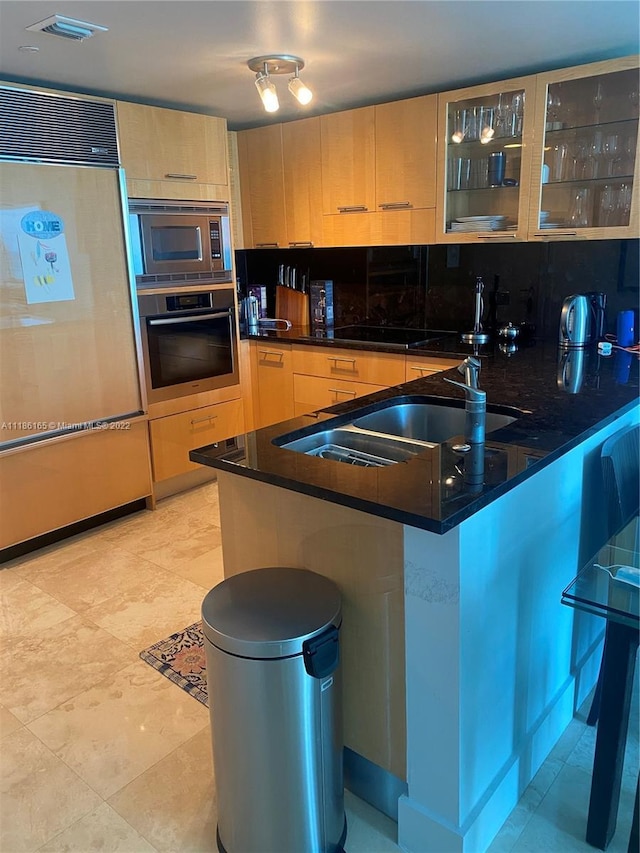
[449,215,508,232]
[537,211,564,229]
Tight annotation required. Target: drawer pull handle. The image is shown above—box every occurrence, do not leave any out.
[329,388,357,398]
[255,242,280,248]
[533,231,578,237]
[378,202,412,210]
[327,356,356,365]
[478,233,517,239]
[337,205,368,213]
[190,414,217,426]
[410,366,435,375]
[259,349,284,361]
[165,173,197,180]
[288,241,314,247]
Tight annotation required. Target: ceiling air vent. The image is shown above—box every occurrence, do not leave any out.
[25,14,108,41]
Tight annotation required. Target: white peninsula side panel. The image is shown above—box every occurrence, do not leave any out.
[399,407,639,853]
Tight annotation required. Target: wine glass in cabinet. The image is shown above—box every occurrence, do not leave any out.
[529,56,639,239]
[436,75,537,242]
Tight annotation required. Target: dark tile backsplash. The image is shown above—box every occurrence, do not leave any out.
[235,239,639,341]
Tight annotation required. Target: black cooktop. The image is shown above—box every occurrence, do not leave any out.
[329,326,448,349]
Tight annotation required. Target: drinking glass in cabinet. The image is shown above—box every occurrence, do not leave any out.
[592,80,605,124]
[596,183,632,227]
[597,184,616,227]
[622,131,638,175]
[551,142,569,182]
[568,188,591,228]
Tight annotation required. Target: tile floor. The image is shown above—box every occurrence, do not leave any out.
[1,480,637,853]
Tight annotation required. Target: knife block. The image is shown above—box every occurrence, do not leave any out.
[275,286,309,328]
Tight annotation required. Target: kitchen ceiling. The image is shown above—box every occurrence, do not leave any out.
[0,0,638,130]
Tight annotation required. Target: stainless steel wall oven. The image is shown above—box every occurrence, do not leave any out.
[138,288,239,404]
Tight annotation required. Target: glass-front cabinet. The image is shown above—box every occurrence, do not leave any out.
[528,57,639,239]
[436,76,537,242]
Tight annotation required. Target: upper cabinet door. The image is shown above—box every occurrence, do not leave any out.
[528,56,639,240]
[321,107,376,213]
[436,75,537,243]
[375,95,437,210]
[236,124,288,248]
[282,117,323,246]
[117,102,228,189]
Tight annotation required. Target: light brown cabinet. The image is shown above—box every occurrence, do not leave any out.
[405,355,459,381]
[236,124,287,248]
[528,56,639,240]
[320,100,438,247]
[282,117,323,246]
[236,56,638,248]
[436,74,537,243]
[375,95,438,211]
[320,107,376,214]
[293,374,387,415]
[250,341,295,428]
[0,423,152,551]
[238,96,438,248]
[293,345,406,385]
[250,342,460,427]
[149,398,244,482]
[436,56,639,243]
[117,101,229,199]
[237,120,323,249]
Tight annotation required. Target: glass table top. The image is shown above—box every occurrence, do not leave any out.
[562,518,639,629]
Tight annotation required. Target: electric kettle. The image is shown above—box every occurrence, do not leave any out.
[559,294,590,349]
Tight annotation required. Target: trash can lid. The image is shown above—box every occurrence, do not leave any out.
[201,568,341,659]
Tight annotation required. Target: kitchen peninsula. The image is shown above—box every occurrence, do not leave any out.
[192,339,639,852]
[192,341,638,852]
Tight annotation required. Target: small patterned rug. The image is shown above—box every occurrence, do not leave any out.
[139,621,208,706]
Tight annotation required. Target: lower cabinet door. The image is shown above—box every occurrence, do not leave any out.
[405,356,458,381]
[252,342,295,428]
[150,398,244,482]
[293,374,386,411]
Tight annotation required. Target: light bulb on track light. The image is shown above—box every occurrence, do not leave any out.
[288,72,313,105]
[255,72,279,113]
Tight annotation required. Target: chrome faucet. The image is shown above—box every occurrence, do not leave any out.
[443,357,486,446]
[458,355,481,389]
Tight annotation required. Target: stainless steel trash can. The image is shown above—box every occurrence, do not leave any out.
[201,567,346,853]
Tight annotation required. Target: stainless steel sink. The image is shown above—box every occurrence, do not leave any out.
[279,427,427,467]
[350,400,519,444]
[274,395,523,467]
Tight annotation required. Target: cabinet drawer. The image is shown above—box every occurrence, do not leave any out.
[292,345,405,386]
[150,399,243,482]
[405,356,458,381]
[293,374,387,410]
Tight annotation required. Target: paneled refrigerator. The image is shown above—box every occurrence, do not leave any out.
[0,84,151,551]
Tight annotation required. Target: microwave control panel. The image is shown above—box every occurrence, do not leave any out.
[210,220,222,260]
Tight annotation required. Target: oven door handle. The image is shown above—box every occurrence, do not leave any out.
[147,311,230,326]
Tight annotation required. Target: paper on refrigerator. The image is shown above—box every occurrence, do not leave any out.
[16,209,75,304]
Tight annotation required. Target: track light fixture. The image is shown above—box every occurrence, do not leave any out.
[248,55,313,113]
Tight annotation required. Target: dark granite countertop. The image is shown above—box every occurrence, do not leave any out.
[239,323,491,358]
[191,341,639,534]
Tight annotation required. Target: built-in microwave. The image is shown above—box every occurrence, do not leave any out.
[128,199,233,288]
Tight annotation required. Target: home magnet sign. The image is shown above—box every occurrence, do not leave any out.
[17,210,75,304]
